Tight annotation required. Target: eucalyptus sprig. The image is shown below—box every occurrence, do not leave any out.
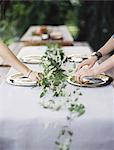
[40,44,67,97]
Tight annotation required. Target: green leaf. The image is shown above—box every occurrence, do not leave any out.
[55,141,60,145]
[68,131,73,136]
[40,92,45,98]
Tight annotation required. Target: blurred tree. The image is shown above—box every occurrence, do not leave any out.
[0,0,79,44]
[1,0,114,51]
[0,0,10,19]
[77,0,114,51]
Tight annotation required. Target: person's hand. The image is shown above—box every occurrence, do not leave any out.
[77,56,97,71]
[75,67,97,83]
[28,71,43,82]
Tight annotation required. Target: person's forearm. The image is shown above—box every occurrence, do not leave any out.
[98,35,114,56]
[94,54,114,75]
[0,41,29,75]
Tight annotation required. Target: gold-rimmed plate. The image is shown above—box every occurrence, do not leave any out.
[20,55,42,64]
[6,73,37,86]
[67,74,113,87]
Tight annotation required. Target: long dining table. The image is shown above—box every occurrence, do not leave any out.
[0,46,114,150]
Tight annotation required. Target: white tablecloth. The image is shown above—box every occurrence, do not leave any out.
[0,46,114,150]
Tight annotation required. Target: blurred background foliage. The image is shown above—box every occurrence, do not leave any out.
[0,0,114,51]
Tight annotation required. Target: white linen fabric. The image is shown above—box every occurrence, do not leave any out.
[0,46,114,150]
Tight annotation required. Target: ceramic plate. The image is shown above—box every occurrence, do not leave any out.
[50,31,63,40]
[20,55,42,64]
[67,54,88,63]
[6,73,37,86]
[67,74,113,87]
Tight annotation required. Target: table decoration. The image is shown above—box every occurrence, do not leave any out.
[38,44,85,150]
[40,44,67,97]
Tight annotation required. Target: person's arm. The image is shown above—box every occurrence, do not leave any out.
[0,41,43,81]
[0,41,29,75]
[77,35,114,70]
[75,54,114,83]
[98,35,114,56]
[94,54,114,75]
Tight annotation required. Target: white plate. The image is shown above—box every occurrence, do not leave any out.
[71,57,83,63]
[20,55,42,64]
[67,54,88,63]
[6,73,37,86]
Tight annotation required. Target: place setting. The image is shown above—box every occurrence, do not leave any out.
[66,54,89,63]
[6,73,38,87]
[67,73,113,88]
[19,55,42,64]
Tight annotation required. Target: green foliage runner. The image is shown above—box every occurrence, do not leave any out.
[39,44,85,150]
